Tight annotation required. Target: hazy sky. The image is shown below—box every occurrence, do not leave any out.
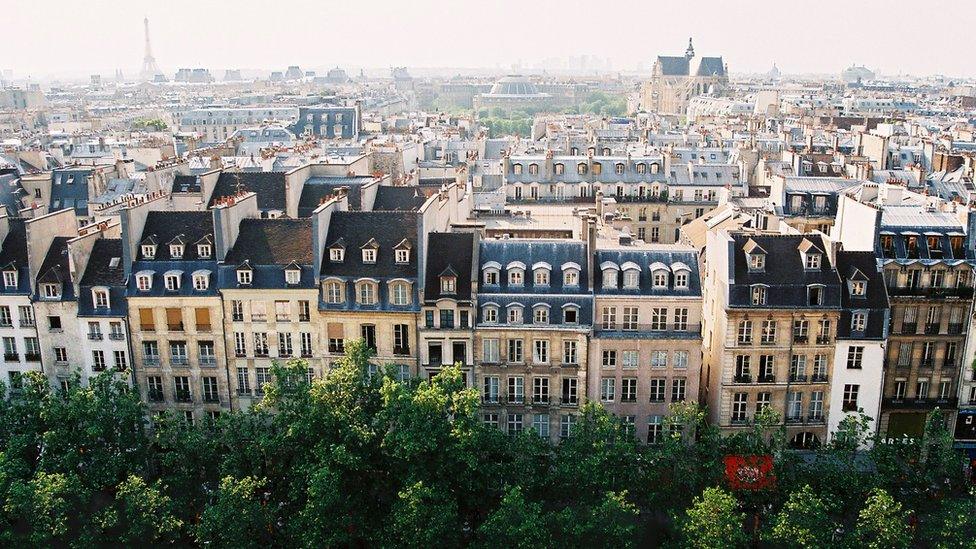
[4,0,975,79]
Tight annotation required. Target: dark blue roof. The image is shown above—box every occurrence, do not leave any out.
[594,249,702,297]
[478,239,589,294]
[50,168,92,216]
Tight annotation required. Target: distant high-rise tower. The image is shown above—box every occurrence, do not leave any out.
[140,17,163,81]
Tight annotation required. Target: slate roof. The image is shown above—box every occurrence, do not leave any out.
[728,234,842,309]
[478,239,590,295]
[835,250,889,340]
[594,249,702,297]
[694,57,726,76]
[224,218,313,265]
[657,56,690,76]
[320,211,419,278]
[173,174,202,193]
[208,172,286,211]
[35,237,74,300]
[50,168,92,215]
[0,174,27,215]
[372,186,428,212]
[0,219,30,294]
[424,232,475,302]
[80,238,125,286]
[297,176,371,215]
[138,211,214,261]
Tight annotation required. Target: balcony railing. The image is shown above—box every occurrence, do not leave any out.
[171,357,189,366]
[888,286,974,299]
[393,347,411,356]
[789,374,807,383]
[87,333,103,341]
[203,394,220,403]
[730,417,749,425]
[811,374,829,383]
[174,391,192,403]
[925,324,941,335]
[816,336,831,345]
[758,375,776,384]
[901,322,917,334]
[236,388,252,396]
[24,352,40,362]
[144,356,160,366]
[948,323,965,335]
[19,320,35,328]
[883,397,958,409]
[807,414,825,424]
[733,374,752,384]
[167,323,185,332]
[793,335,808,344]
[3,353,18,361]
[559,397,579,406]
[108,333,125,341]
[786,415,804,424]
[842,401,859,412]
[200,356,217,366]
[148,390,164,403]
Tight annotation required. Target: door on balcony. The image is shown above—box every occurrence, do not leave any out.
[428,342,442,367]
[452,341,467,367]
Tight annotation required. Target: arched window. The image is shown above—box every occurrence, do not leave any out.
[512,163,523,175]
[390,281,411,305]
[325,280,344,303]
[356,280,378,305]
[533,305,549,325]
[528,163,539,175]
[615,163,625,175]
[592,162,602,175]
[577,163,588,175]
[554,163,565,175]
[650,163,660,174]
[507,305,523,324]
[636,163,647,174]
[482,305,499,323]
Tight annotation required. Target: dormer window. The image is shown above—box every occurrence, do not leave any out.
[285,269,300,285]
[851,280,866,296]
[748,253,765,271]
[533,305,549,325]
[330,248,344,262]
[42,283,61,299]
[483,305,498,323]
[851,312,867,332]
[484,269,498,285]
[197,244,212,259]
[533,268,550,287]
[805,253,821,270]
[563,270,579,287]
[395,249,409,264]
[170,245,184,259]
[324,280,344,304]
[390,281,410,305]
[136,272,152,291]
[563,305,579,324]
[751,285,767,305]
[141,245,156,259]
[509,269,524,286]
[164,272,181,291]
[237,269,252,285]
[621,264,640,289]
[92,288,109,308]
[507,305,523,324]
[440,276,456,294]
[362,249,376,264]
[356,281,377,305]
[193,272,209,291]
[807,285,824,306]
[674,272,689,289]
[601,264,619,289]
[652,269,669,288]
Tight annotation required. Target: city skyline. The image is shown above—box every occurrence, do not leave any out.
[3,0,976,80]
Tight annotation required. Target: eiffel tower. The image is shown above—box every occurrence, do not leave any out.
[140,17,164,81]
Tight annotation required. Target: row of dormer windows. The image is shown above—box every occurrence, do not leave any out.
[482,263,580,287]
[141,243,212,260]
[512,161,661,176]
[482,303,580,325]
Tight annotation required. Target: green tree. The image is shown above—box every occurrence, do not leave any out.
[768,484,837,547]
[475,485,551,548]
[385,481,460,548]
[96,475,182,545]
[675,487,747,549]
[853,488,911,549]
[554,490,639,548]
[3,471,84,546]
[920,491,976,549]
[196,476,271,548]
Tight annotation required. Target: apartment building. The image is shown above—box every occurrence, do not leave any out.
[589,238,703,442]
[703,232,842,448]
[419,232,477,382]
[0,216,42,391]
[475,238,592,442]
[75,232,131,388]
[217,201,320,410]
[122,201,230,423]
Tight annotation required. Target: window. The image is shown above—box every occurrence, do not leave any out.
[674,272,688,289]
[671,308,689,331]
[507,306,523,324]
[622,307,638,330]
[647,350,665,369]
[532,377,550,404]
[600,378,615,402]
[440,276,456,294]
[197,244,212,258]
[483,305,498,323]
[325,281,343,303]
[362,248,377,263]
[805,253,821,270]
[807,285,824,306]
[647,416,663,443]
[847,346,864,369]
[603,269,618,289]
[391,282,410,305]
[622,269,639,289]
[92,350,106,371]
[620,350,638,370]
[17,306,33,327]
[851,280,866,296]
[483,269,498,285]
[278,332,293,357]
[749,254,765,271]
[484,412,499,428]
[0,307,9,327]
[652,271,668,288]
[673,351,689,369]
[786,392,803,420]
[561,378,578,404]
[760,320,776,344]
[755,392,771,413]
[360,324,376,351]
[533,340,549,364]
[143,341,160,364]
[285,269,300,285]
[602,307,617,329]
[562,340,578,365]
[563,307,578,324]
[509,269,524,286]
[563,269,579,287]
[136,274,152,291]
[237,269,252,285]
[357,282,377,305]
[751,285,767,305]
[483,339,500,363]
[253,333,269,357]
[393,324,410,354]
[507,413,524,435]
[621,378,637,402]
[533,269,550,286]
[738,320,753,344]
[141,245,156,259]
[330,247,344,262]
[602,350,617,369]
[508,376,524,403]
[42,283,60,299]
[843,384,859,411]
[649,378,666,402]
[732,393,748,422]
[482,376,500,403]
[671,378,686,402]
[54,347,67,363]
[192,272,209,291]
[507,339,523,363]
[256,368,271,395]
[170,245,184,259]
[147,376,163,401]
[395,249,410,264]
[300,332,313,357]
[533,306,549,325]
[851,312,866,332]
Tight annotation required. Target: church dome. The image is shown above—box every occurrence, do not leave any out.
[488,75,542,96]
